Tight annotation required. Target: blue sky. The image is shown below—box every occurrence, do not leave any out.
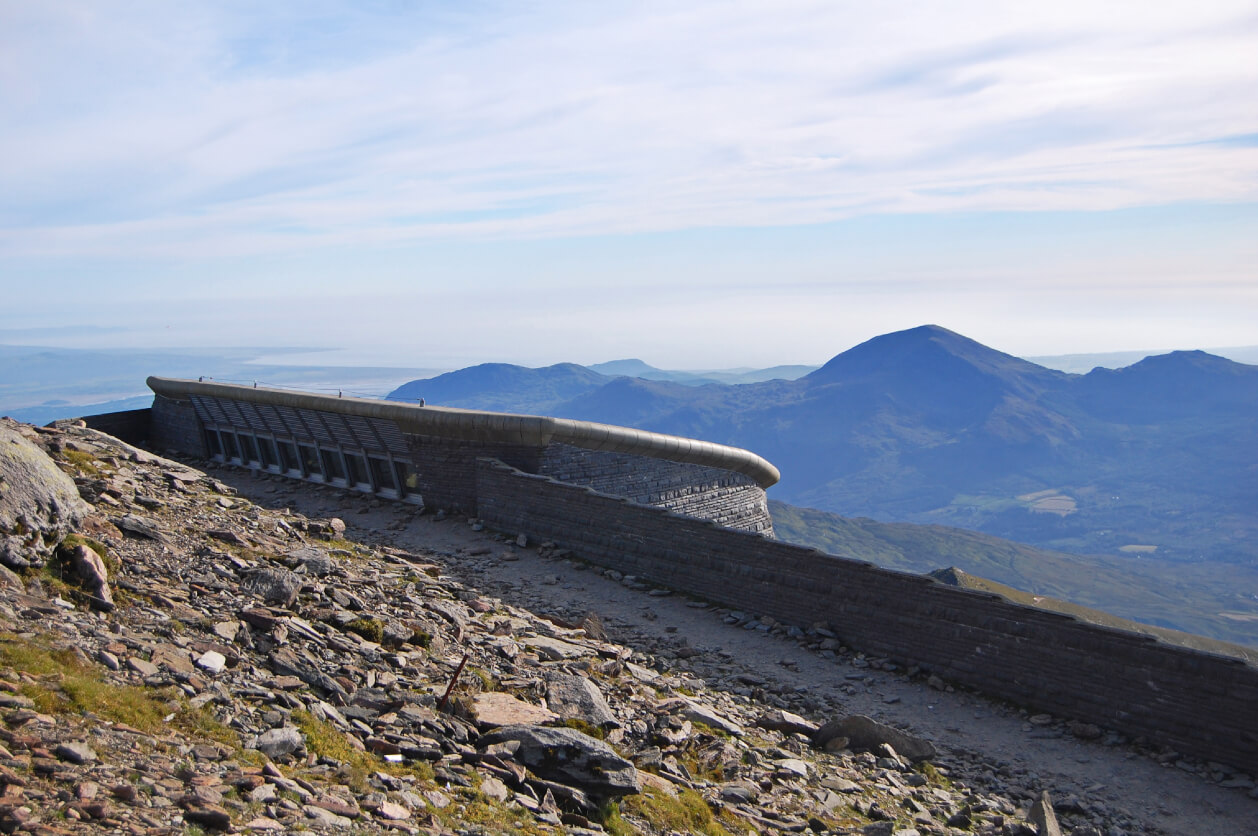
[2,1,1256,368]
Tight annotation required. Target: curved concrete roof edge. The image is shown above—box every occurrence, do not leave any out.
[147,377,781,488]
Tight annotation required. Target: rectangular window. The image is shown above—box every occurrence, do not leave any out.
[205,429,223,457]
[239,434,260,464]
[221,431,241,461]
[320,448,346,481]
[300,444,322,477]
[345,453,369,487]
[369,457,395,492]
[257,437,278,469]
[277,440,299,473]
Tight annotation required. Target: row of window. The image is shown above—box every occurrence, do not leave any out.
[204,426,421,502]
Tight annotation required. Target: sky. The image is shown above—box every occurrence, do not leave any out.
[2,1,1257,369]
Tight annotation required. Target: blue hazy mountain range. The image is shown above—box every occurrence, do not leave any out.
[388,325,1258,568]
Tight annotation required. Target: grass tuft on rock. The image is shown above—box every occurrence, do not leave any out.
[345,617,384,643]
[57,448,104,476]
[292,709,434,790]
[617,786,731,836]
[0,633,234,745]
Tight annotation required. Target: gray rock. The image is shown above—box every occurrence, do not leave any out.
[195,650,227,674]
[0,422,90,569]
[268,647,348,698]
[1030,791,1063,836]
[719,782,758,802]
[681,700,744,736]
[480,775,510,802]
[255,726,305,759]
[69,543,114,611]
[477,724,640,799]
[55,741,97,764]
[813,714,937,762]
[756,708,819,736]
[113,513,168,542]
[0,563,24,592]
[860,823,895,836]
[0,536,30,570]
[288,546,334,576]
[544,672,618,728]
[182,803,234,831]
[243,567,303,607]
[127,656,159,677]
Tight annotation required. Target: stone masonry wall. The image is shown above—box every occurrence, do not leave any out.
[403,435,542,516]
[80,408,151,447]
[150,395,206,458]
[474,458,1258,775]
[143,378,778,534]
[538,443,774,534]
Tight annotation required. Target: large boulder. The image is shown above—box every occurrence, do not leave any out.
[544,672,618,728]
[68,543,115,611]
[243,567,303,608]
[0,421,91,570]
[812,714,937,762]
[477,724,639,800]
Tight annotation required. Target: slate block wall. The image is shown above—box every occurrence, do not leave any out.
[475,458,1258,775]
[81,408,151,446]
[150,395,206,457]
[404,435,542,515]
[538,443,773,534]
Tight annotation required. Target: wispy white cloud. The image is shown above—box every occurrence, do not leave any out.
[2,0,1257,260]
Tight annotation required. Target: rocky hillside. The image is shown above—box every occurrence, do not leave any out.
[0,418,1252,834]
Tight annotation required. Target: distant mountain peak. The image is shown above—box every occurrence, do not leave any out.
[805,325,1062,393]
[587,358,660,376]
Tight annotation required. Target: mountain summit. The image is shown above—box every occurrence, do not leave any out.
[806,324,1066,396]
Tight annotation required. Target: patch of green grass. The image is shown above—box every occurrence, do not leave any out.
[0,633,236,746]
[291,709,433,791]
[470,667,496,692]
[322,537,367,556]
[345,617,383,644]
[431,793,550,835]
[618,787,730,836]
[559,717,606,740]
[58,448,104,476]
[916,761,951,787]
[599,800,635,836]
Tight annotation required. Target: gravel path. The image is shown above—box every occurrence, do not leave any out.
[225,471,1258,836]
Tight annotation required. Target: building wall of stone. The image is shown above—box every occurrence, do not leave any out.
[474,458,1258,775]
[538,443,773,534]
[150,395,206,457]
[78,408,151,447]
[141,383,772,532]
[403,435,542,515]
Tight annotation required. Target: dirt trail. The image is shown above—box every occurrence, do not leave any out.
[223,470,1258,836]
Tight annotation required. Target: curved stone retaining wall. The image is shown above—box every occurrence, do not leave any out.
[145,377,776,534]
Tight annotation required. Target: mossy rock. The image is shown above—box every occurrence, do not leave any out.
[346,617,384,643]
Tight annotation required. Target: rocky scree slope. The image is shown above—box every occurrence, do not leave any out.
[0,416,1223,835]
